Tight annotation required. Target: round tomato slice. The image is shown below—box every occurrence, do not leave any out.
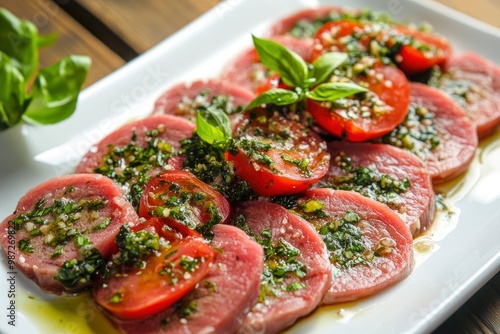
[255,73,292,95]
[139,171,231,232]
[307,64,410,141]
[94,217,215,320]
[395,26,452,75]
[311,20,370,61]
[226,107,330,197]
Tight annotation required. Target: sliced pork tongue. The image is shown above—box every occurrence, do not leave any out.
[232,201,331,334]
[0,174,140,294]
[318,141,435,236]
[75,114,195,210]
[432,52,500,139]
[380,82,477,184]
[152,79,256,129]
[294,188,414,304]
[118,224,264,334]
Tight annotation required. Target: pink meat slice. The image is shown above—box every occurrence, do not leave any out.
[438,52,500,138]
[297,188,414,304]
[267,6,349,38]
[118,224,264,334]
[76,114,195,174]
[398,83,477,184]
[152,79,255,127]
[0,174,140,294]
[233,201,331,334]
[220,35,313,93]
[319,142,435,236]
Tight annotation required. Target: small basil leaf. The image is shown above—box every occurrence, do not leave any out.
[38,32,59,49]
[252,35,308,88]
[202,105,232,140]
[195,111,230,145]
[23,55,91,125]
[0,52,26,130]
[0,8,39,80]
[245,88,301,111]
[306,82,368,102]
[311,52,348,86]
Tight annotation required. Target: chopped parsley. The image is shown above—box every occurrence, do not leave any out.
[234,215,307,301]
[18,239,34,253]
[115,225,160,268]
[292,200,378,269]
[94,128,173,211]
[318,152,410,209]
[381,104,440,159]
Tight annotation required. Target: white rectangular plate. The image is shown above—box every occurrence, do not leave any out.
[1,0,499,333]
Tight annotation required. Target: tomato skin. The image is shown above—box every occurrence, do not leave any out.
[226,108,330,197]
[395,27,452,75]
[255,73,292,95]
[311,20,367,61]
[311,20,452,75]
[94,217,215,320]
[139,170,231,229]
[307,64,410,142]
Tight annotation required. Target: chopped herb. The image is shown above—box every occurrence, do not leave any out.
[109,292,123,304]
[381,103,440,159]
[318,152,410,209]
[92,218,111,231]
[179,300,198,318]
[115,225,160,268]
[180,134,256,202]
[51,248,63,258]
[179,255,202,273]
[55,248,104,288]
[287,281,306,291]
[235,217,307,302]
[94,128,172,211]
[19,239,34,253]
[204,281,217,293]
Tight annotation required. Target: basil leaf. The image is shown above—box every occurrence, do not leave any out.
[246,88,300,110]
[0,52,26,130]
[252,35,308,88]
[23,55,91,125]
[306,82,368,102]
[38,32,59,49]
[195,111,231,145]
[311,52,348,86]
[204,105,232,140]
[0,8,39,80]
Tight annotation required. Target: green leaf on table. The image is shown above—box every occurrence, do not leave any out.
[311,52,348,86]
[38,32,59,49]
[22,55,91,125]
[252,35,308,88]
[0,52,27,130]
[245,88,301,111]
[0,8,39,80]
[306,82,368,102]
[196,107,232,145]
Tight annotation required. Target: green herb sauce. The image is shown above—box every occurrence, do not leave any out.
[94,128,173,211]
[234,215,307,302]
[381,103,440,159]
[318,152,410,209]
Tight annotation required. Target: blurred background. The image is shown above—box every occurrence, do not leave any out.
[0,0,498,333]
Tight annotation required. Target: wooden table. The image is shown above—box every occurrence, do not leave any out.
[0,0,498,333]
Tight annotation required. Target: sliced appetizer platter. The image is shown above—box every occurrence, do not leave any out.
[1,1,500,334]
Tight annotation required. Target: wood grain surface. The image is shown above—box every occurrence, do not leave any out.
[75,0,220,53]
[0,0,498,333]
[0,0,124,86]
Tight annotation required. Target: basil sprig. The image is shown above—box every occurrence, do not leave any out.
[246,36,367,111]
[195,107,232,145]
[0,8,91,130]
